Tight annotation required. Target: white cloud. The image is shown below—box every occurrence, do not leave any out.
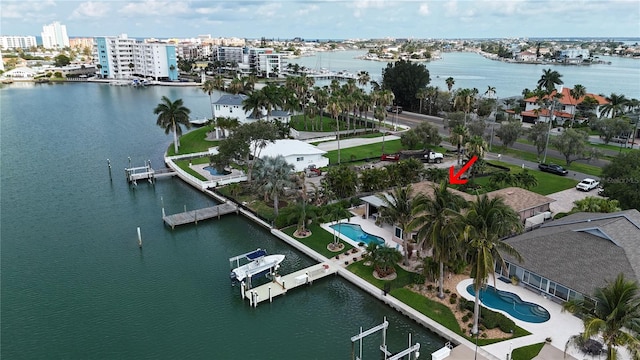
[296,4,319,16]
[1,0,56,20]
[118,1,190,17]
[71,2,110,19]
[254,2,283,18]
[418,3,429,15]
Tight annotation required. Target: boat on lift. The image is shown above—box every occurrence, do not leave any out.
[229,249,284,283]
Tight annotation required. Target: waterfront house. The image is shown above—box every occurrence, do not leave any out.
[515,51,537,62]
[213,94,251,123]
[500,209,640,304]
[3,67,38,79]
[251,139,328,172]
[359,182,554,246]
[521,87,610,124]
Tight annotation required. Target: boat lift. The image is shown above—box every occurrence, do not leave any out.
[230,249,281,290]
[350,317,420,360]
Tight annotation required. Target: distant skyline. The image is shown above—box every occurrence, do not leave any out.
[2,0,640,40]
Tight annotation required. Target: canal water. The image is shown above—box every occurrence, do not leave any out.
[0,83,441,359]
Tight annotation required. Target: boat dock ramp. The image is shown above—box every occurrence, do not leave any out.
[241,262,338,307]
[163,203,238,228]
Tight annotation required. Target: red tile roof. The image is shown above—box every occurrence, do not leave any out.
[524,87,609,106]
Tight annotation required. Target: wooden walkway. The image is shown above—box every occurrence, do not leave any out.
[243,262,337,307]
[163,203,238,228]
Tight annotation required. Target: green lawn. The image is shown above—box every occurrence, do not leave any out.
[167,126,219,156]
[281,223,354,259]
[469,162,579,195]
[290,114,378,132]
[391,288,530,346]
[324,140,448,164]
[511,342,545,360]
[347,261,415,290]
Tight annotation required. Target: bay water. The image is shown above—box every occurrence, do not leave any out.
[290,50,640,98]
[0,83,440,359]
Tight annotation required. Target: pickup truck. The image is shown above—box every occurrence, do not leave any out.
[576,178,600,192]
[304,164,322,177]
[538,163,568,176]
[423,150,444,164]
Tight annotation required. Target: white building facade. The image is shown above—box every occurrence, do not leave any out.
[95,34,177,80]
[0,36,37,50]
[41,22,70,49]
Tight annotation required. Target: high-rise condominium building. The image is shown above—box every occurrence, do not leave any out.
[41,21,70,49]
[0,36,37,50]
[94,34,177,81]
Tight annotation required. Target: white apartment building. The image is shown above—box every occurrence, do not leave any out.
[95,34,177,81]
[0,36,37,50]
[258,52,286,77]
[212,46,286,77]
[41,21,70,49]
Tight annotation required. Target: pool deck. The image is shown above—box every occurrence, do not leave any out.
[321,213,403,252]
[190,164,244,181]
[457,278,583,360]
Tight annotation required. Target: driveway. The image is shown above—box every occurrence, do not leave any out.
[547,187,602,214]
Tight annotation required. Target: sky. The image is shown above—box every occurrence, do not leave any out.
[2,0,640,40]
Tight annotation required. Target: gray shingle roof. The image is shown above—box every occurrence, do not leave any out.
[213,94,247,106]
[504,210,640,297]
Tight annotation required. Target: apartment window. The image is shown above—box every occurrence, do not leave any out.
[215,105,220,110]
[395,227,402,239]
[296,157,304,162]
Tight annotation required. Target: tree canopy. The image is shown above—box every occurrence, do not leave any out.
[600,151,640,210]
[381,59,430,112]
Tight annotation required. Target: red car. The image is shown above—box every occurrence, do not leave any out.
[380,153,400,161]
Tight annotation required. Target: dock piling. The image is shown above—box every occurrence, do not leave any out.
[107,159,112,180]
[137,227,142,248]
[269,286,272,303]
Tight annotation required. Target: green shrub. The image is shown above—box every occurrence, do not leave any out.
[461,314,470,323]
[449,297,457,305]
[412,273,426,285]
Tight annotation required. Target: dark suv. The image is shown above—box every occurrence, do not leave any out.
[386,106,402,114]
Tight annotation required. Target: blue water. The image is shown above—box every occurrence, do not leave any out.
[466,285,550,323]
[330,223,385,246]
[203,166,231,176]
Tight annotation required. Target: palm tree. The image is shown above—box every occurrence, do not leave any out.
[601,93,630,118]
[252,155,294,216]
[356,70,370,89]
[416,88,428,114]
[564,273,640,360]
[327,94,343,164]
[153,96,191,153]
[201,80,216,122]
[212,75,225,92]
[484,85,496,99]
[376,186,414,265]
[242,90,266,120]
[373,246,403,278]
[373,89,395,152]
[425,86,439,115]
[450,124,469,165]
[465,135,488,181]
[569,84,587,127]
[411,182,468,298]
[445,77,455,92]
[537,68,564,93]
[456,195,524,335]
[454,88,476,124]
[228,77,244,95]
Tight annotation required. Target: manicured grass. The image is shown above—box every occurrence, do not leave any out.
[324,140,448,164]
[511,342,545,360]
[496,146,603,177]
[281,223,354,259]
[390,288,530,346]
[467,162,579,195]
[325,139,405,163]
[347,261,415,290]
[216,185,277,221]
[167,126,219,156]
[174,159,208,181]
[590,142,638,154]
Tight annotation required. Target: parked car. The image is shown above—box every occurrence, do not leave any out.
[576,178,600,192]
[538,163,568,176]
[304,164,322,177]
[385,106,403,114]
[380,153,400,161]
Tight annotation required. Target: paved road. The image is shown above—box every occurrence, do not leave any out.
[386,110,614,168]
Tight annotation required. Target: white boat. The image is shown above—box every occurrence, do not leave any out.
[229,249,285,283]
[189,117,209,126]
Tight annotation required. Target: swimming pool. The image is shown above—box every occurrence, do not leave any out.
[203,166,231,176]
[466,284,550,323]
[329,223,385,246]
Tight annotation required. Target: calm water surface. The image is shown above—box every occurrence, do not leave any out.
[0,83,440,359]
[291,50,640,98]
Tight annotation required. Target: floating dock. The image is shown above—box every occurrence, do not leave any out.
[163,203,238,228]
[242,262,337,307]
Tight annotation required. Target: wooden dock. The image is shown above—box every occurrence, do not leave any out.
[163,203,238,228]
[242,262,337,307]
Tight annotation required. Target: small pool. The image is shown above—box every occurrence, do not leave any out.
[203,166,231,176]
[466,284,550,323]
[329,223,385,246]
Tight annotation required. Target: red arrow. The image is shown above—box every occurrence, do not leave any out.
[449,156,478,185]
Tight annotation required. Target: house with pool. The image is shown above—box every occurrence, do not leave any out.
[499,209,640,304]
[360,181,555,246]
